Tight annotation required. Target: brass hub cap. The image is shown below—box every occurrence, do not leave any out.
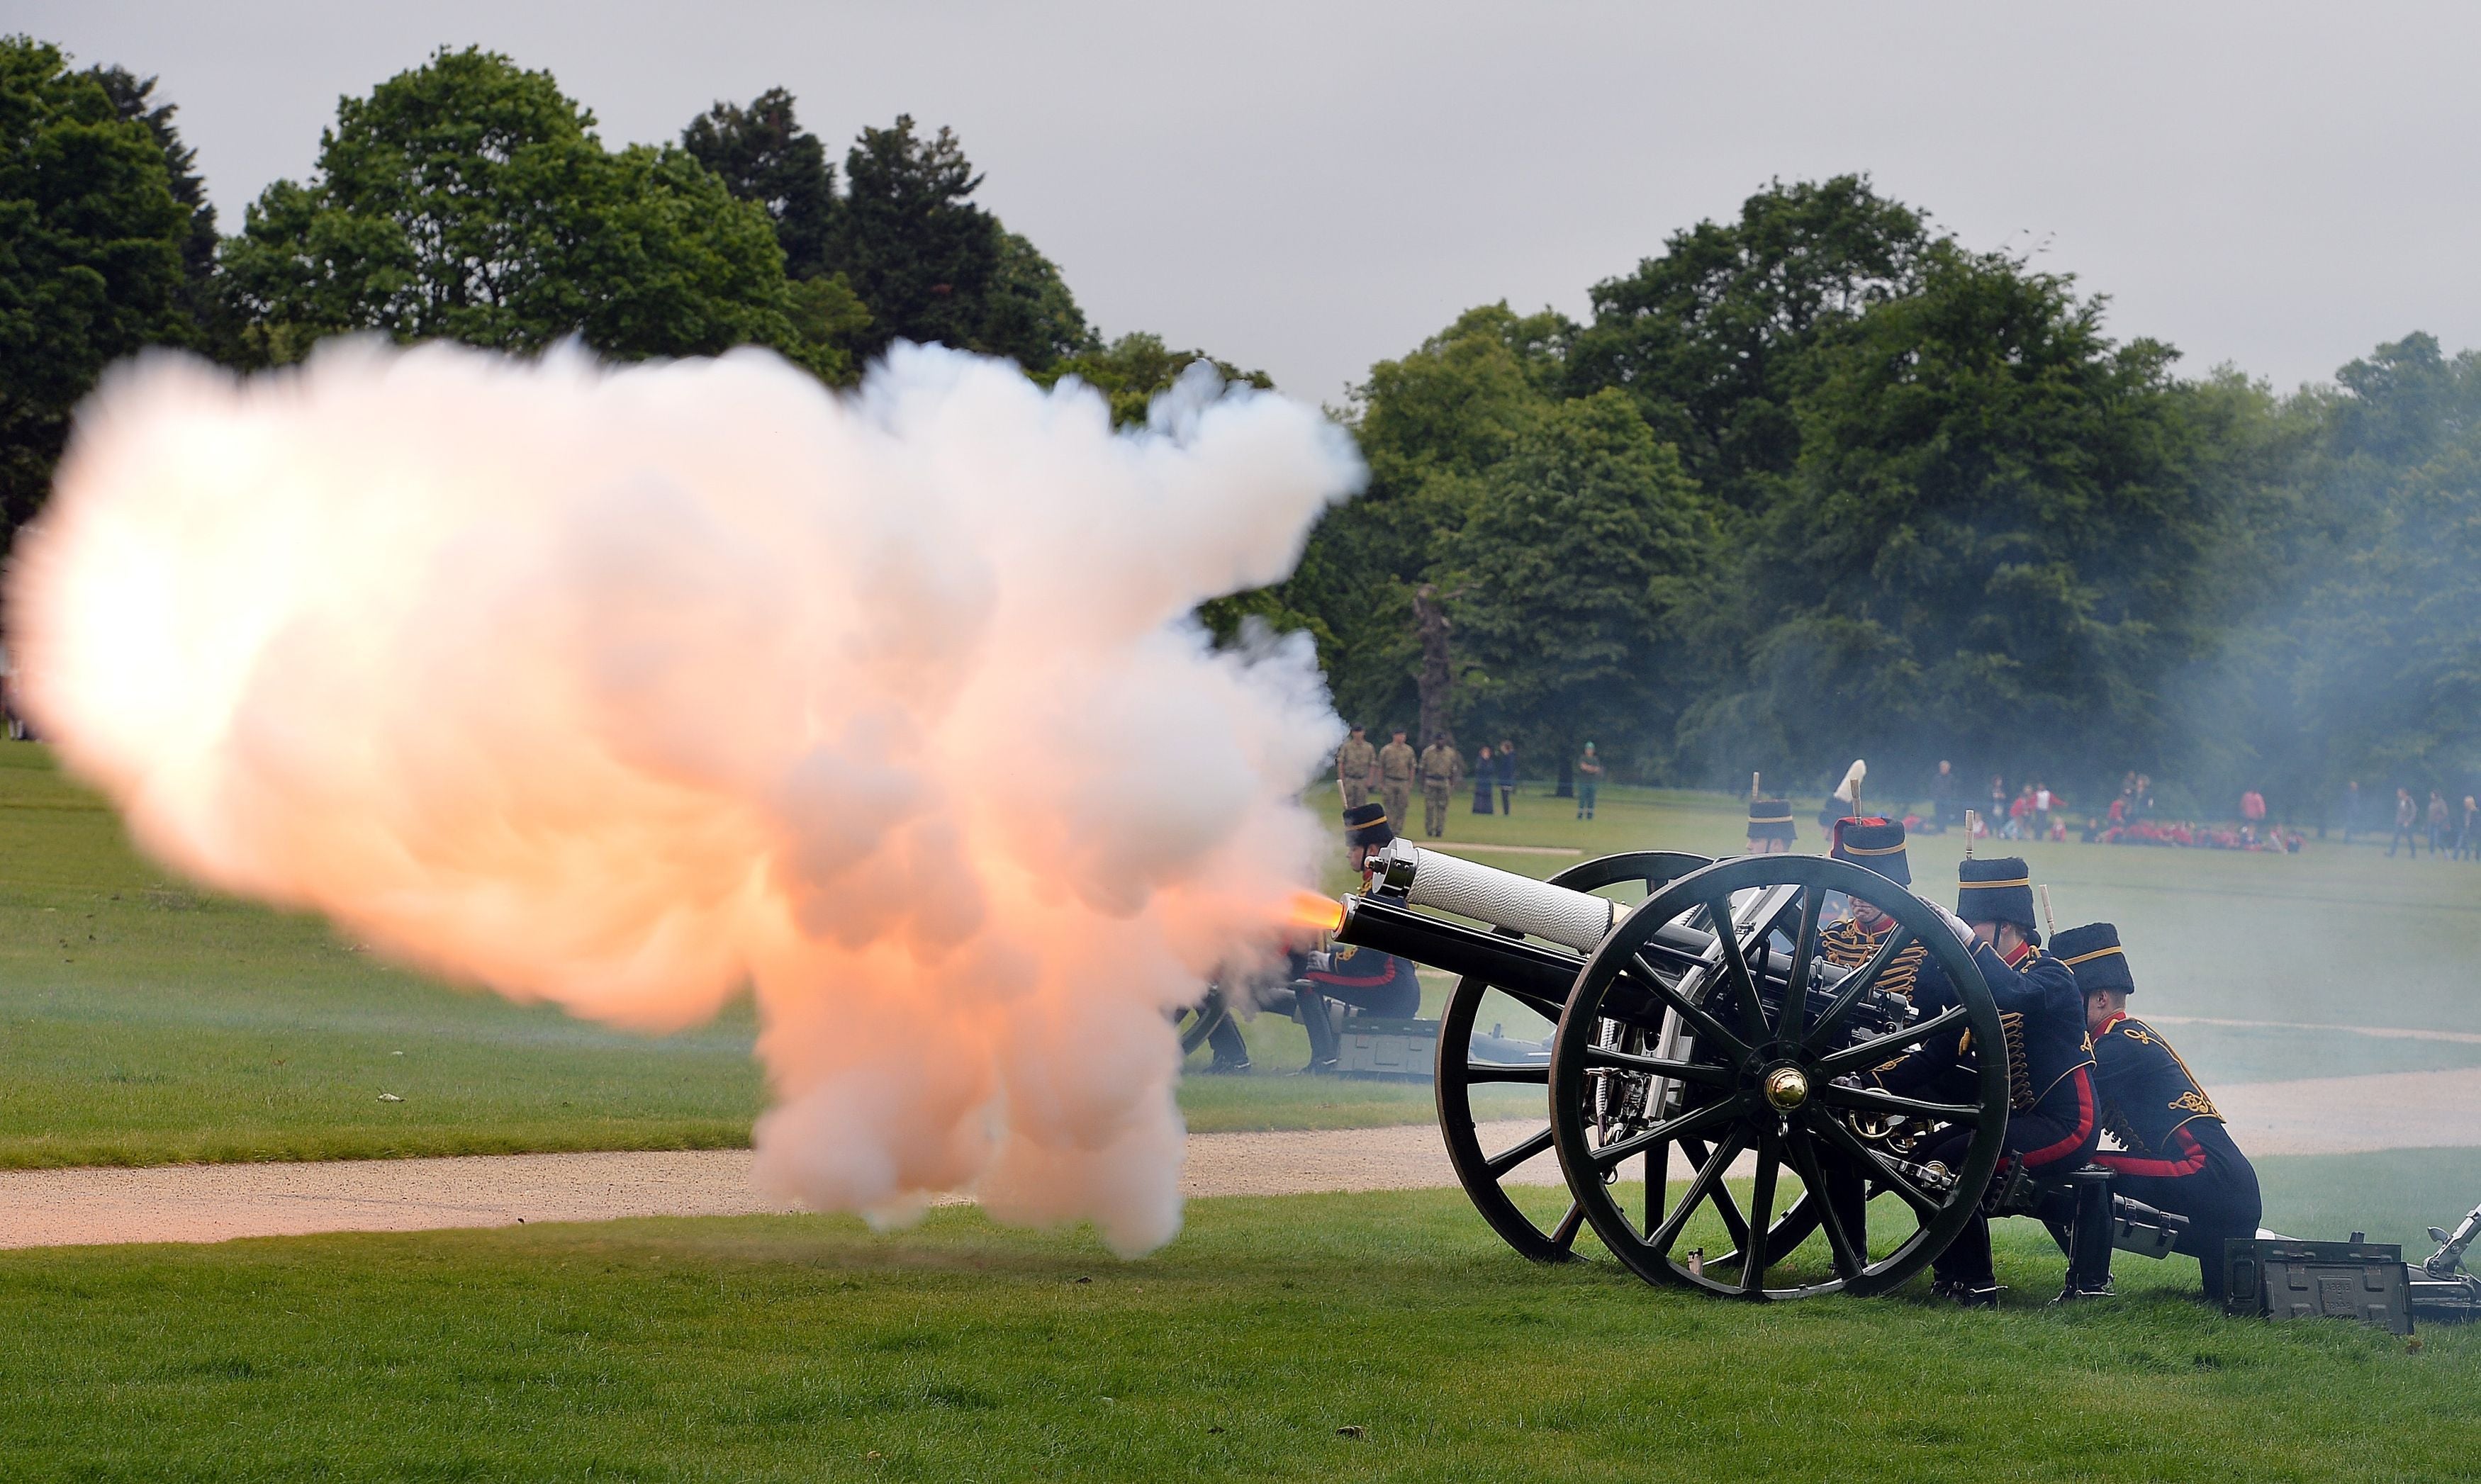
[1762,1064,1810,1112]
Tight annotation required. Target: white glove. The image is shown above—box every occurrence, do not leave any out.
[1915,892,1976,948]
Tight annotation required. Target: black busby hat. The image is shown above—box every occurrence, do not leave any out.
[1956,856,2038,933]
[1343,801,1394,849]
[2051,922,2135,995]
[1830,816,1911,884]
[1746,797,1796,844]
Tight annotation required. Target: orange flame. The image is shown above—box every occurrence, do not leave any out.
[1287,889,1346,935]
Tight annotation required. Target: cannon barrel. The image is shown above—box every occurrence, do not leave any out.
[1337,839,1829,990]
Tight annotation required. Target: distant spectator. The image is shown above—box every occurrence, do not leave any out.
[1574,743,1602,821]
[1471,747,1495,815]
[2390,787,2421,858]
[2034,780,2055,838]
[2459,795,2479,862]
[2429,792,2452,855]
[1989,773,2009,828]
[2241,789,2266,826]
[2133,774,2156,820]
[2340,780,2363,843]
[2006,785,2033,840]
[1929,760,1959,833]
[1496,741,1518,815]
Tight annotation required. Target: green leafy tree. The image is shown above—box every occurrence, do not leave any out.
[1443,389,1720,768]
[1699,244,2217,785]
[84,64,218,335]
[2249,336,2481,802]
[831,116,1090,369]
[1291,303,1573,732]
[1568,176,1930,517]
[681,87,839,280]
[222,47,839,376]
[0,35,194,551]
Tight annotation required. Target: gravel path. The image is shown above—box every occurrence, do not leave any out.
[1,1067,2472,1251]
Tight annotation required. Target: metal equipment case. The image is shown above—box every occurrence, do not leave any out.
[2224,1237,2413,1335]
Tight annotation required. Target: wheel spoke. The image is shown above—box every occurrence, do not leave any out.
[1803,924,1915,1054]
[1815,1081,1983,1128]
[1786,1128,1866,1281]
[1808,1111,1942,1218]
[1629,955,1752,1063]
[1705,892,1769,1042]
[1584,1045,1733,1088]
[1591,1094,1748,1170]
[1485,1125,1556,1177]
[1814,1002,1968,1077]
[1777,887,1823,1042]
[1647,1128,1745,1259]
[1550,1201,1585,1253]
[1740,1128,1781,1295]
[1464,1062,1550,1085]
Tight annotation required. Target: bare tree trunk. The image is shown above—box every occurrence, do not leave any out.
[1413,583,1453,750]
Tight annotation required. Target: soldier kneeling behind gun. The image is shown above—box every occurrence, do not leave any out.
[2052,921,2263,1303]
[1202,802,1423,1074]
[1869,858,2100,1307]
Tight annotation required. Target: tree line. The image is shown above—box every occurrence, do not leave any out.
[7,36,2475,818]
[1272,181,2481,820]
[1,38,1255,552]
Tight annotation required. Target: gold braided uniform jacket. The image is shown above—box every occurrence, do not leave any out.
[1845,930,2092,1113]
[2092,1015,2224,1159]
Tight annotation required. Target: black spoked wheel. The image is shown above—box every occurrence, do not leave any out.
[1174,984,1231,1061]
[1437,850,1712,1262]
[1549,855,2008,1299]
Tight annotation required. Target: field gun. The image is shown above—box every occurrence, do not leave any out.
[1331,841,2016,1298]
[2409,1198,2481,1320]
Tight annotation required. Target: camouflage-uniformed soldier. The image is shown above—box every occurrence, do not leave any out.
[1418,736,1464,838]
[1336,726,1378,810]
[1376,729,1417,836]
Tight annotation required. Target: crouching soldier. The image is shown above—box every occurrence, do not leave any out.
[2052,922,2263,1302]
[1273,802,1426,1072]
[1898,858,2100,1306]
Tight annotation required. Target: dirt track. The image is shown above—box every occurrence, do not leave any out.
[0,1066,2472,1251]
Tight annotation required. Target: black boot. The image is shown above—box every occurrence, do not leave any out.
[2057,1167,2117,1300]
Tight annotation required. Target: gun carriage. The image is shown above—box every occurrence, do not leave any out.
[1333,843,2024,1299]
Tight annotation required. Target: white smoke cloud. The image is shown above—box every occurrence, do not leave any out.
[6,339,1362,1254]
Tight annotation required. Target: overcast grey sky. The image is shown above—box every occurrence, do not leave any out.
[22,1,2480,403]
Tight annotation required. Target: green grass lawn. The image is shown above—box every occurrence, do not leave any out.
[7,739,2479,1167]
[3,1148,2475,1482]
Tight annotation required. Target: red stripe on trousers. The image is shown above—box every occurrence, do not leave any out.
[2095,1123,2209,1179]
[2020,1065,2096,1171]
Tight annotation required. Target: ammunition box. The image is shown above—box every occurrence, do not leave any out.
[2223,1237,2413,1335]
[1332,1017,1438,1080]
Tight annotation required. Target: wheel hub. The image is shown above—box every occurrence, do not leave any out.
[1762,1064,1810,1112]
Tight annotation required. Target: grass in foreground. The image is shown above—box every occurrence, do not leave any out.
[3,1149,2476,1483]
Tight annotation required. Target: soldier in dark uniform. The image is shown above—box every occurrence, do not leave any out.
[1813,818,1942,1247]
[1745,797,1797,854]
[2054,922,2263,1302]
[1204,802,1423,1074]
[1891,858,2098,1305]
[1294,801,1424,1071]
